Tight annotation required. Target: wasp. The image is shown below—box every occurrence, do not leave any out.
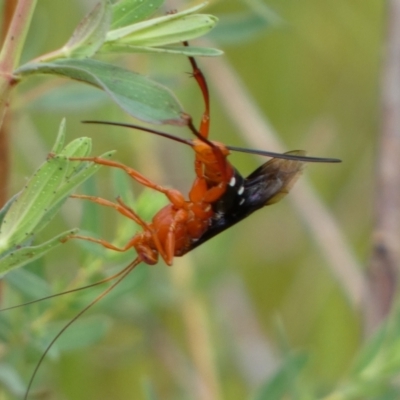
[69,53,340,264]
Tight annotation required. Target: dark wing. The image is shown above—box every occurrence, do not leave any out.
[186,151,305,252]
[244,150,305,208]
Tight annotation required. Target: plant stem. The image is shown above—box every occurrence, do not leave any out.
[0,0,37,127]
[0,0,38,71]
[0,0,18,209]
[0,0,38,186]
[0,0,37,302]
[366,0,400,330]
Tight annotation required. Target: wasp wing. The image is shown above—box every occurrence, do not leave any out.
[186,151,305,252]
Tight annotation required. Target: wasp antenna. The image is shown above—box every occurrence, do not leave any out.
[82,120,195,147]
[24,258,141,400]
[226,145,342,163]
[0,264,133,312]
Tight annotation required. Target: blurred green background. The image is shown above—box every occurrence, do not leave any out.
[0,0,388,399]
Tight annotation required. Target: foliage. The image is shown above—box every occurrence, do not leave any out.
[3,0,221,126]
[0,120,114,276]
[0,1,392,400]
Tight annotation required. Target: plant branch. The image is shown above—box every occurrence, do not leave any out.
[0,0,37,71]
[0,0,37,128]
[0,0,19,208]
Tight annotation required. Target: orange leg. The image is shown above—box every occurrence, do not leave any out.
[67,233,137,252]
[71,194,150,231]
[163,208,188,265]
[114,196,170,263]
[69,157,188,209]
[76,195,191,266]
[185,43,210,138]
[68,194,149,252]
[68,158,200,265]
[70,194,172,265]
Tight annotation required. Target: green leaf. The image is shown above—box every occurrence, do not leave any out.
[108,14,218,48]
[26,83,108,113]
[210,13,270,45]
[15,59,187,125]
[0,230,78,277]
[0,155,69,248]
[0,193,19,227]
[51,118,66,153]
[112,168,136,204]
[62,0,112,58]
[351,323,388,376]
[105,2,221,55]
[0,139,102,251]
[252,352,308,400]
[136,187,167,222]
[111,0,164,29]
[58,136,93,177]
[50,149,113,206]
[0,313,13,341]
[0,120,113,276]
[5,267,52,299]
[106,2,207,42]
[32,149,114,237]
[0,364,26,398]
[42,315,112,352]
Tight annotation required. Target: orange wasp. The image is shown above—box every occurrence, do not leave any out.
[19,50,340,399]
[67,54,340,268]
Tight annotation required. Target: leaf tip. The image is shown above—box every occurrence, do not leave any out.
[162,112,191,127]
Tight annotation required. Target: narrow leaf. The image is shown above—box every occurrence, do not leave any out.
[252,353,308,400]
[0,230,78,277]
[58,136,93,179]
[106,2,207,41]
[32,150,115,236]
[5,267,52,299]
[62,0,112,58]
[51,118,66,153]
[111,0,164,29]
[210,13,270,45]
[42,315,112,352]
[109,14,218,48]
[0,365,26,398]
[0,193,19,227]
[0,121,113,276]
[351,324,388,376]
[0,156,69,248]
[50,150,115,205]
